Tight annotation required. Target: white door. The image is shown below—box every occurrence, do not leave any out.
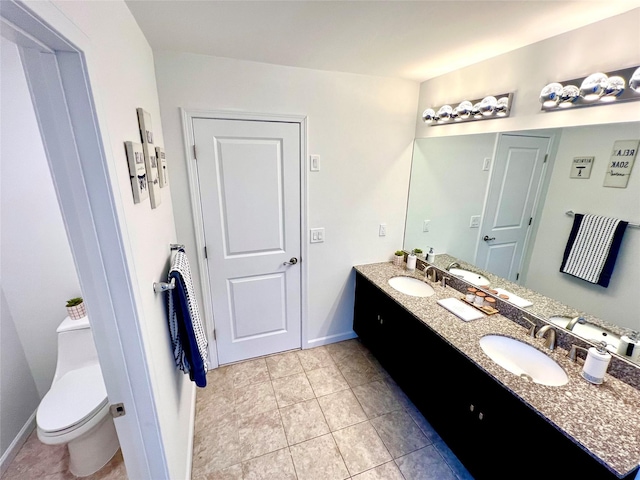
[476,134,551,282]
[193,118,302,365]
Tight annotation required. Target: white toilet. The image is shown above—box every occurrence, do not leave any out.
[36,315,120,477]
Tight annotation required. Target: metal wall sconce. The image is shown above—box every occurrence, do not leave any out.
[422,93,513,126]
[540,66,640,111]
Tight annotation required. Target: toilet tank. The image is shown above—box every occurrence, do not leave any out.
[53,316,100,382]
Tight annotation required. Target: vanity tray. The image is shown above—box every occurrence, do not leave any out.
[461,297,499,315]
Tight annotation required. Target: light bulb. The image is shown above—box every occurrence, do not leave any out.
[422,108,436,123]
[539,83,563,107]
[559,85,579,108]
[580,73,608,101]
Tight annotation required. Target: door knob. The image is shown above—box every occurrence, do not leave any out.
[483,235,496,242]
[283,257,298,265]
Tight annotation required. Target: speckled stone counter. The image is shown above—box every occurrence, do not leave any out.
[354,261,640,479]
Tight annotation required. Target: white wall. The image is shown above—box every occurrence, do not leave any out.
[0,37,81,467]
[154,52,419,348]
[17,1,194,478]
[527,122,640,331]
[415,9,640,139]
[404,134,496,262]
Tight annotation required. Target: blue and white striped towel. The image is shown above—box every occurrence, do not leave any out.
[560,214,628,287]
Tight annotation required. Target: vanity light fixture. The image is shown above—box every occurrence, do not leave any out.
[422,93,513,126]
[540,65,639,112]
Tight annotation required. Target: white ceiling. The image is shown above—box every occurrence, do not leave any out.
[126,1,640,82]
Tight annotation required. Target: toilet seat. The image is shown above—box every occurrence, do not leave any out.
[37,364,108,434]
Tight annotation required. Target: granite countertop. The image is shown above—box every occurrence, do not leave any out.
[354,261,640,479]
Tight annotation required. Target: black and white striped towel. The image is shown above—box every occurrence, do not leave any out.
[168,249,209,376]
[560,214,628,287]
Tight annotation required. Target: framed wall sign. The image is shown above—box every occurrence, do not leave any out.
[124,141,148,203]
[570,156,594,179]
[603,139,639,188]
[136,108,161,208]
[155,146,168,188]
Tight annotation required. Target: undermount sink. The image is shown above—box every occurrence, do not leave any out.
[548,316,620,352]
[479,335,568,387]
[448,268,490,287]
[388,276,435,297]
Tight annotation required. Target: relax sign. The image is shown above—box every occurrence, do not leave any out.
[603,139,639,188]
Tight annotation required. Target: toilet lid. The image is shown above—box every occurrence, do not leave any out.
[37,364,108,433]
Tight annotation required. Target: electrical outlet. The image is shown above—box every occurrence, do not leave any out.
[379,224,387,236]
[482,157,491,171]
[310,155,320,172]
[310,228,325,243]
[423,220,431,232]
[470,215,481,228]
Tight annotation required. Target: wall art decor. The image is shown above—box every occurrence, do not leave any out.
[603,139,639,188]
[124,141,148,203]
[136,108,161,208]
[570,156,594,179]
[155,146,168,188]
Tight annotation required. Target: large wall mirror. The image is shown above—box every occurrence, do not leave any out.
[404,121,640,364]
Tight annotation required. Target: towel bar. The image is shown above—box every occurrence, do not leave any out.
[565,210,639,229]
[153,277,176,294]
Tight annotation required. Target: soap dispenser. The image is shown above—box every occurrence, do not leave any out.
[426,247,435,263]
[406,250,417,272]
[617,331,640,361]
[582,341,611,385]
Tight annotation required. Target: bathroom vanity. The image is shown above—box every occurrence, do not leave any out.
[353,262,640,480]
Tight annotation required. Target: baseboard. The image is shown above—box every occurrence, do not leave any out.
[185,383,196,480]
[305,330,357,348]
[0,410,36,476]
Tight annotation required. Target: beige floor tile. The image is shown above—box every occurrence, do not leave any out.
[229,358,270,388]
[235,380,277,418]
[82,449,127,480]
[306,365,350,397]
[352,380,403,418]
[351,461,405,480]
[325,339,364,364]
[337,353,382,387]
[280,398,330,445]
[371,410,428,458]
[238,409,287,461]
[266,351,304,379]
[2,433,68,479]
[242,448,297,480]
[195,463,243,480]
[196,388,236,429]
[296,346,334,372]
[332,421,391,476]
[405,404,441,444]
[395,445,456,480]
[193,421,242,473]
[272,373,315,408]
[317,389,367,431]
[201,365,235,395]
[289,434,349,480]
[382,377,414,409]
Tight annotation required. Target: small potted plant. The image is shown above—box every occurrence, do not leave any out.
[413,248,424,260]
[393,250,405,267]
[66,297,86,320]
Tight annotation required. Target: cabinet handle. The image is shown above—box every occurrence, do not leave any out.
[377,315,384,325]
[478,412,484,421]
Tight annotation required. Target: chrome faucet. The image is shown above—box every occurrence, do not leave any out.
[521,316,537,337]
[424,265,438,283]
[566,316,585,331]
[536,325,557,351]
[446,262,460,271]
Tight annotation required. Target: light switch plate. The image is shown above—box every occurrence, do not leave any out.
[310,228,324,243]
[310,155,320,172]
[470,215,481,228]
[482,157,491,171]
[423,220,431,232]
[379,224,387,236]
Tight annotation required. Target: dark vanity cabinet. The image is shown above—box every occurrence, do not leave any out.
[353,272,636,480]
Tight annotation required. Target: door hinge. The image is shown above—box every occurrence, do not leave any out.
[544,154,548,163]
[528,217,532,226]
[516,273,520,280]
[110,403,126,418]
[193,144,197,160]
[213,329,216,341]
[204,246,208,258]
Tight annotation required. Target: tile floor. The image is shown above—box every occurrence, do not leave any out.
[192,339,474,480]
[1,339,474,480]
